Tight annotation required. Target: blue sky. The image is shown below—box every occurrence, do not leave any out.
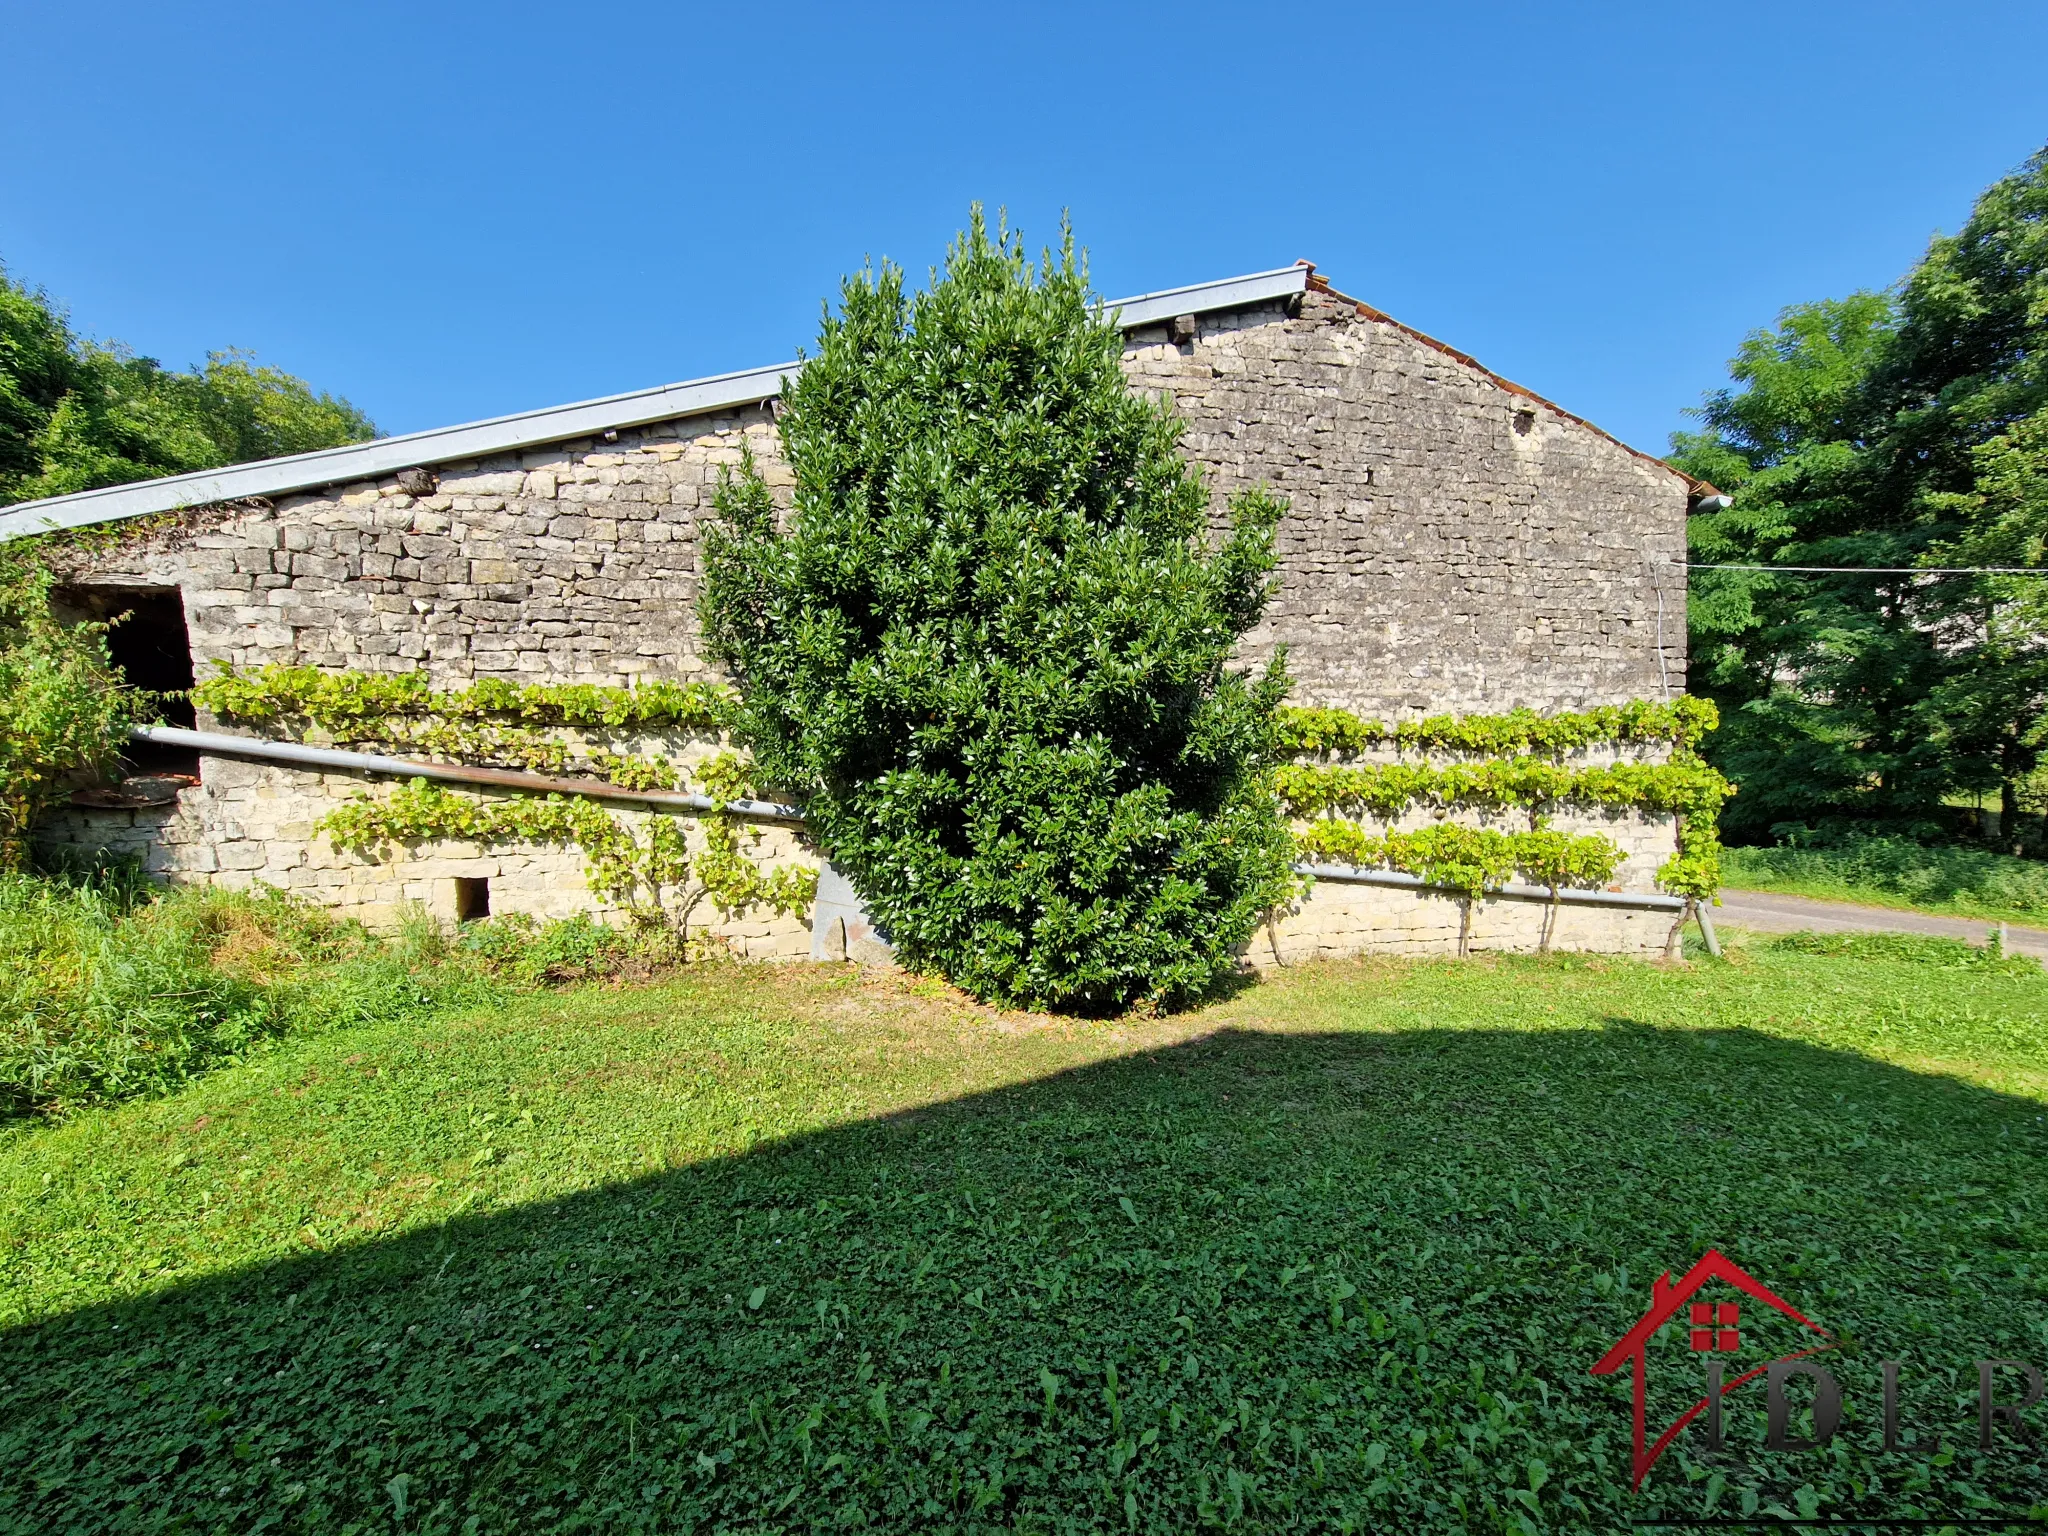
[3,0,2044,458]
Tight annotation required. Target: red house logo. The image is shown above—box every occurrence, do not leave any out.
[1589,1249,1834,1487]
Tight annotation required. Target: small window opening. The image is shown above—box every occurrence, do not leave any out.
[454,877,492,923]
[1512,407,1537,437]
[56,586,199,777]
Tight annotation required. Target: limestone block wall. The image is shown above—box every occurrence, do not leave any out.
[1253,879,1672,968]
[51,290,1688,713]
[1122,287,1691,718]
[49,405,784,683]
[37,762,817,960]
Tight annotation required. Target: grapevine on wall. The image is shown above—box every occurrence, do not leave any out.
[192,663,738,775]
[188,664,1729,959]
[1271,698,1732,942]
[194,664,815,946]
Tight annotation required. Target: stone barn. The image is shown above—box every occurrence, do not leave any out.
[1,262,1704,962]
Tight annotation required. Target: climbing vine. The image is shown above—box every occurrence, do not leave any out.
[194,661,1727,951]
[192,663,737,772]
[1294,822,1624,956]
[318,755,816,941]
[193,662,738,733]
[1273,756,1732,825]
[1277,698,1731,907]
[197,663,811,945]
[1275,696,1718,760]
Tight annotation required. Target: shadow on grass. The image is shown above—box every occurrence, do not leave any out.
[5,1017,2047,1533]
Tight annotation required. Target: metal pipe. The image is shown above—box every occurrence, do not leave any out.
[128,725,807,823]
[1695,902,1722,957]
[1295,861,1685,912]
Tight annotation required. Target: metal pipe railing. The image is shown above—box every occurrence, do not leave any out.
[128,725,806,822]
[1295,861,1685,913]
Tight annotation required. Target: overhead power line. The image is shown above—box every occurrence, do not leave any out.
[1687,563,2048,576]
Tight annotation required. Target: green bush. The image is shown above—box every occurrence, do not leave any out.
[0,549,144,865]
[0,862,720,1116]
[702,214,1296,1013]
[454,911,676,985]
[0,874,503,1116]
[1722,835,2048,919]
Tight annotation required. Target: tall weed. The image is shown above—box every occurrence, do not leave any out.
[0,876,501,1116]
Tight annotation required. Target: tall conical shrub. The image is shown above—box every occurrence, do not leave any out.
[702,213,1295,1011]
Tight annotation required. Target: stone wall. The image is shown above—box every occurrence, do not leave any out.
[1253,879,1674,968]
[1122,286,1690,717]
[40,289,1691,961]
[37,755,818,960]
[52,404,783,684]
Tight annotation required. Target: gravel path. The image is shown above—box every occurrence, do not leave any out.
[1715,887,2048,961]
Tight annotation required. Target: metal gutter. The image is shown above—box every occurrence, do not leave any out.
[126,727,1685,913]
[128,725,806,822]
[0,265,1317,542]
[1097,264,1311,330]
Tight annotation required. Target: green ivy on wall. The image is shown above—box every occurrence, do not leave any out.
[191,663,738,774]
[317,760,816,941]
[191,662,1727,955]
[1273,756,1732,825]
[1274,697,1719,760]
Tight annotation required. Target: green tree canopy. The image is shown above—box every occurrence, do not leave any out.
[0,267,373,506]
[701,214,1296,1011]
[1673,147,2048,846]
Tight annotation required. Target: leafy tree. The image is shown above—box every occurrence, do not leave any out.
[1673,147,2048,844]
[702,213,1296,1012]
[1919,411,2048,845]
[0,266,373,506]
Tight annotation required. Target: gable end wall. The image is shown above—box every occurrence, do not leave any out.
[1123,288,1689,717]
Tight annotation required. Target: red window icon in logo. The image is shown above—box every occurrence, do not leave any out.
[1689,1301,1740,1352]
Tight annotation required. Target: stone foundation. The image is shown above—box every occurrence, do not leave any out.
[1253,877,1675,967]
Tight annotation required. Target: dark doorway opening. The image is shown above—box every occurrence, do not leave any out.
[56,586,200,776]
[454,877,491,924]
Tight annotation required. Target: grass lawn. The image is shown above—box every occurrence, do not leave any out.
[1721,839,2048,928]
[4,942,2047,1532]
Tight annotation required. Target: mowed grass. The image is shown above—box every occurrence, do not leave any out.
[4,944,2048,1532]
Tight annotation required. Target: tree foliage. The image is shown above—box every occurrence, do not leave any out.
[1674,147,2048,846]
[0,549,145,867]
[0,265,373,506]
[702,213,1295,1011]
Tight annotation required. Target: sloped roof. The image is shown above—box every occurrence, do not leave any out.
[0,261,1699,538]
